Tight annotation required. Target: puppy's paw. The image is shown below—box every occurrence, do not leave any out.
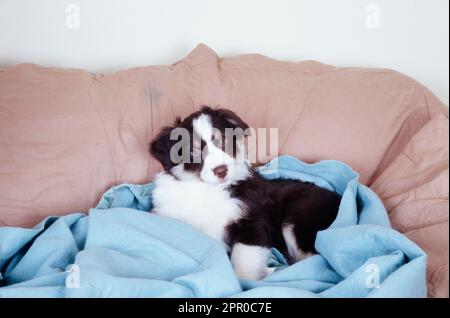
[234,266,270,281]
[231,243,271,281]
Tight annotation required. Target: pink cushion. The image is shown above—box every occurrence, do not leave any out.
[0,44,448,297]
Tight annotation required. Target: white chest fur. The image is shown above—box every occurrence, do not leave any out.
[151,172,245,245]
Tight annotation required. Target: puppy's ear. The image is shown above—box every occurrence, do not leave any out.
[216,108,250,134]
[150,124,178,170]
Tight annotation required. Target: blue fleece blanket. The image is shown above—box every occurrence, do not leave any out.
[0,156,427,297]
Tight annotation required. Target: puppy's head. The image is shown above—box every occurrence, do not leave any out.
[150,106,251,186]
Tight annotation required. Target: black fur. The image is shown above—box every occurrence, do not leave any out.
[226,172,340,263]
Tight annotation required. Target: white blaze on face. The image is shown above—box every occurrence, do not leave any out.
[192,114,249,185]
[192,114,214,144]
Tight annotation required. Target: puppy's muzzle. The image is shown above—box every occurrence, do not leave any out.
[213,165,228,180]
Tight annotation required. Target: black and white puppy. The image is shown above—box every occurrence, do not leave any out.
[150,106,340,280]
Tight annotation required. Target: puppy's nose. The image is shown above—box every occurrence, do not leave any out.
[213,165,228,180]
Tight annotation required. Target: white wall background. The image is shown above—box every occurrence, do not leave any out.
[0,0,448,105]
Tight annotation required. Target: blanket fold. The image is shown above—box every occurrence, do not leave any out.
[0,156,427,297]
